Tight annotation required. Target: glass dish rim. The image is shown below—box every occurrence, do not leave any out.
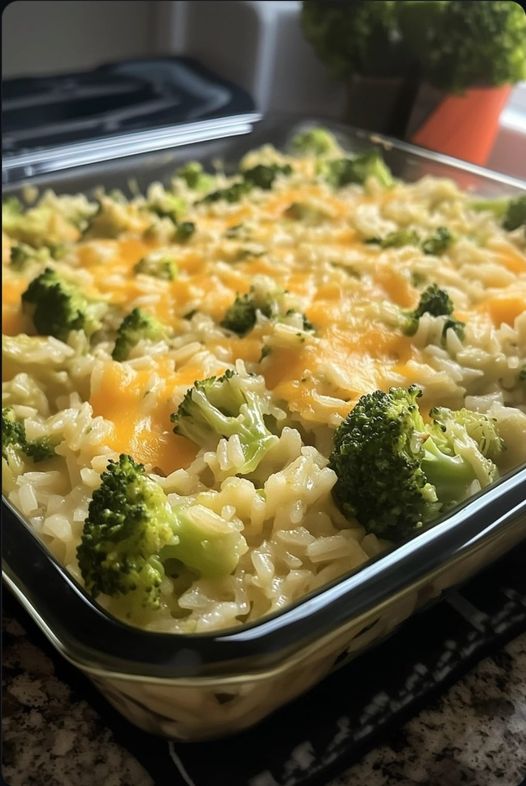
[3,467,526,683]
[2,115,526,682]
[3,112,526,190]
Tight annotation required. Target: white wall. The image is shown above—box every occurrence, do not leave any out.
[159,0,346,117]
[2,0,158,78]
[3,0,523,178]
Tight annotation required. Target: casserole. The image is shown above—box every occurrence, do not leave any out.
[2,117,526,740]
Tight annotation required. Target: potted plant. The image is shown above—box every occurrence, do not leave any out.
[301,0,420,137]
[301,0,526,165]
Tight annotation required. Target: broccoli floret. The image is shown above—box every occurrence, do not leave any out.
[220,288,275,336]
[147,192,187,225]
[161,504,248,580]
[177,162,214,192]
[302,2,526,94]
[2,197,23,235]
[471,195,526,232]
[133,253,177,281]
[329,386,500,541]
[77,455,179,609]
[470,197,509,220]
[77,454,248,610]
[3,199,79,249]
[440,317,465,342]
[3,196,23,218]
[430,406,503,463]
[422,227,453,255]
[21,267,103,341]
[366,228,451,253]
[242,164,292,190]
[112,308,166,362]
[283,202,329,225]
[404,284,465,340]
[502,196,526,231]
[175,221,196,243]
[10,244,32,270]
[200,164,291,202]
[9,242,51,271]
[2,407,26,460]
[395,230,420,248]
[221,283,309,336]
[301,1,404,81]
[366,229,420,248]
[291,128,340,156]
[412,284,455,320]
[321,150,394,188]
[200,180,252,204]
[24,437,56,462]
[171,370,277,475]
[2,407,56,463]
[399,0,526,94]
[80,198,140,240]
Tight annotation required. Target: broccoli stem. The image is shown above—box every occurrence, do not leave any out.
[420,437,476,506]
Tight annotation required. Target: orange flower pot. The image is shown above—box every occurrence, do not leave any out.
[411,84,513,166]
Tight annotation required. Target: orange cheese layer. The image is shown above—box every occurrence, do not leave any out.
[3,176,526,455]
[263,324,413,419]
[2,278,32,335]
[480,295,526,327]
[489,241,526,275]
[374,265,416,308]
[89,359,202,474]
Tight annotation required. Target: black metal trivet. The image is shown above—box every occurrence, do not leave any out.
[3,542,526,786]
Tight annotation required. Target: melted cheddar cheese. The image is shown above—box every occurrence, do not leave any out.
[89,359,204,473]
[3,145,525,469]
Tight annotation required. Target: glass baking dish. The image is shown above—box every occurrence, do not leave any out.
[2,116,526,741]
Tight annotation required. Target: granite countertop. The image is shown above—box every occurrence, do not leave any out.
[2,603,525,786]
[332,633,526,786]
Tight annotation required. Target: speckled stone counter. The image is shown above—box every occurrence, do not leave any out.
[2,606,525,786]
[332,634,526,786]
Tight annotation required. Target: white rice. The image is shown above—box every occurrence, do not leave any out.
[3,138,526,634]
